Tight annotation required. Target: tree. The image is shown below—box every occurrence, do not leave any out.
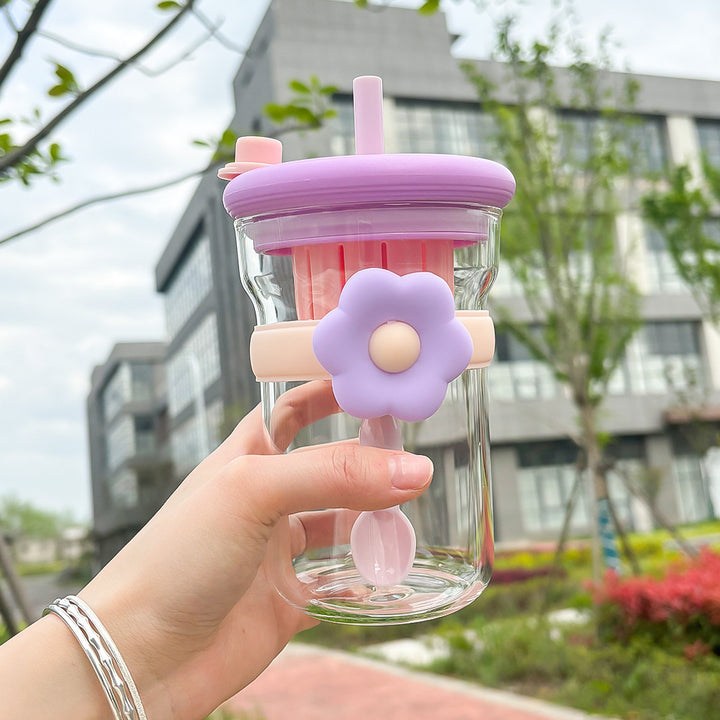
[0,494,74,538]
[0,1,337,246]
[642,147,720,520]
[459,10,649,578]
[642,159,720,325]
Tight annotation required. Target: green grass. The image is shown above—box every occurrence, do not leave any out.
[431,617,720,720]
[15,560,65,576]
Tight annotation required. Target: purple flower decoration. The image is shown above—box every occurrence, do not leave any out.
[312,268,473,422]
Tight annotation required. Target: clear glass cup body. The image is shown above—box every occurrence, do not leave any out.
[236,202,501,625]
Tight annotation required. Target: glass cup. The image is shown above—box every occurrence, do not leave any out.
[220,79,514,625]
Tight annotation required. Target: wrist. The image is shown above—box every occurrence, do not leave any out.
[77,584,174,720]
[0,615,109,720]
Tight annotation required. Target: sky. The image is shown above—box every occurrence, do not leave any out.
[1,0,719,522]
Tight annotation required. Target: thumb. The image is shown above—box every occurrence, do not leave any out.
[218,443,433,528]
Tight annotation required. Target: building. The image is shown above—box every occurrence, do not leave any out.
[86,342,171,566]
[144,0,720,546]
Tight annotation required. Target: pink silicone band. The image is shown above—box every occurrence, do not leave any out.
[250,312,494,382]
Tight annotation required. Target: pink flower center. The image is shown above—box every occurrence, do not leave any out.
[368,321,421,373]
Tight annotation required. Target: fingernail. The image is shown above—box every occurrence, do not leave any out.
[389,453,433,489]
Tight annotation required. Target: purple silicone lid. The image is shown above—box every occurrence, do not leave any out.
[224,153,515,220]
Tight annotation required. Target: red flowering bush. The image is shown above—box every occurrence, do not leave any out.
[589,548,720,656]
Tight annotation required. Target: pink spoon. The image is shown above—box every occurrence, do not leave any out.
[350,416,417,587]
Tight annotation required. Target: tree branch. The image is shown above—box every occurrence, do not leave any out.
[37,17,230,78]
[0,0,54,93]
[0,114,325,247]
[190,6,247,54]
[0,0,196,175]
[0,164,212,247]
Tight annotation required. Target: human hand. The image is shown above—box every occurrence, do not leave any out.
[78,381,433,720]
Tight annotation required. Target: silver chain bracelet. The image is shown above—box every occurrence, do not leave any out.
[43,595,148,720]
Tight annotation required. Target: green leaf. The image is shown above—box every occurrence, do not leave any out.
[264,103,289,123]
[192,139,210,147]
[156,0,181,10]
[321,85,339,96]
[48,84,68,97]
[53,63,76,85]
[354,0,368,7]
[418,0,440,15]
[322,109,338,119]
[287,105,318,125]
[220,128,237,147]
[0,118,11,126]
[289,80,310,94]
[49,143,62,161]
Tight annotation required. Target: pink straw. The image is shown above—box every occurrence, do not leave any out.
[353,76,384,155]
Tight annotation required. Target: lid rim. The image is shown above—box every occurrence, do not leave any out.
[223,153,516,220]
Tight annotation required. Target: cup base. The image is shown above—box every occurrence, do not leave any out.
[283,554,490,626]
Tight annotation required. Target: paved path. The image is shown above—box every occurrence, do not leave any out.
[226,644,610,720]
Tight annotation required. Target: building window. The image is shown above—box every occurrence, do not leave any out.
[106,415,135,473]
[673,455,712,523]
[558,112,667,174]
[393,100,498,158]
[671,431,716,524]
[644,226,687,294]
[697,119,720,169]
[329,96,355,155]
[170,399,224,476]
[492,330,556,401]
[164,232,213,339]
[134,416,155,456]
[108,468,139,509]
[130,362,155,403]
[610,321,703,396]
[517,442,588,533]
[166,313,221,418]
[102,363,131,424]
[635,322,702,394]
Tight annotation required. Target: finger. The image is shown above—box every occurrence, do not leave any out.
[150,383,342,525]
[269,380,341,452]
[289,509,360,557]
[218,444,433,532]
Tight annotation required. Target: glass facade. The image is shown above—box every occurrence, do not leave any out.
[107,468,139,509]
[644,226,687,294]
[102,363,131,424]
[330,96,498,158]
[517,442,588,533]
[673,455,712,523]
[558,112,667,173]
[517,438,641,533]
[671,431,716,524]
[608,321,702,395]
[164,233,213,339]
[166,313,221,418]
[492,330,556,401]
[106,415,135,473]
[170,399,223,476]
[393,100,498,158]
[697,119,720,169]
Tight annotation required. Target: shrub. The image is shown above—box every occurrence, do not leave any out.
[590,547,720,653]
[431,619,720,720]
